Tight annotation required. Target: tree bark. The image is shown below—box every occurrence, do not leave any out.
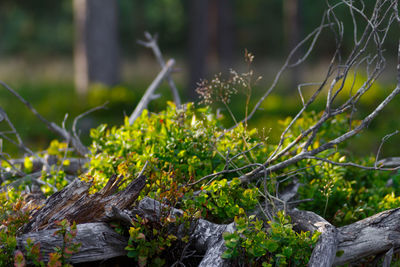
[18,191,400,266]
[217,0,234,71]
[283,0,302,91]
[73,0,120,95]
[23,174,146,233]
[334,208,400,265]
[289,209,338,267]
[188,0,209,100]
[18,222,127,264]
[73,0,89,95]
[86,0,120,86]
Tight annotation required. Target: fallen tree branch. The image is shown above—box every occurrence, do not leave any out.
[289,209,338,267]
[334,208,400,265]
[17,222,127,264]
[23,174,146,232]
[17,187,400,267]
[72,101,108,144]
[135,197,235,267]
[0,81,89,156]
[128,59,175,125]
[138,32,181,108]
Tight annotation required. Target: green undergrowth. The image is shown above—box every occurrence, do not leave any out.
[1,102,400,266]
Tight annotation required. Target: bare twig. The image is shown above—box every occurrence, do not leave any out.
[0,153,25,177]
[0,81,89,156]
[375,130,399,168]
[138,32,182,108]
[138,161,149,178]
[188,163,265,187]
[239,16,331,125]
[129,59,175,125]
[306,155,400,171]
[72,102,108,142]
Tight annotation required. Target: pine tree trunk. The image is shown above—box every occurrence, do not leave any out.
[86,0,120,86]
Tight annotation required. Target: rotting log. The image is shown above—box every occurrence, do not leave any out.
[17,222,127,264]
[137,198,400,266]
[17,193,400,266]
[23,174,146,233]
[289,209,338,267]
[334,208,400,265]
[136,197,235,267]
[18,177,400,267]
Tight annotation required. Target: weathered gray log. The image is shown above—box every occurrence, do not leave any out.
[195,221,235,267]
[17,222,127,264]
[18,194,400,266]
[17,197,235,266]
[289,209,338,267]
[24,174,146,233]
[334,208,400,265]
[136,200,400,266]
[136,197,235,267]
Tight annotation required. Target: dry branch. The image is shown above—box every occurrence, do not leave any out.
[6,1,400,266]
[334,208,400,265]
[289,209,338,267]
[138,32,182,108]
[0,81,89,156]
[23,174,146,233]
[136,197,235,267]
[17,222,127,264]
[128,59,175,125]
[17,192,400,266]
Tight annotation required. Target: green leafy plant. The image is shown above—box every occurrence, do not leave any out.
[11,219,80,267]
[51,219,81,267]
[125,214,179,267]
[222,211,319,266]
[80,102,400,264]
[85,102,267,197]
[0,193,30,267]
[24,238,44,267]
[191,178,259,222]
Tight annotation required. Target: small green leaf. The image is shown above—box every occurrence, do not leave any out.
[265,240,279,252]
[336,250,344,257]
[282,246,293,257]
[221,250,233,259]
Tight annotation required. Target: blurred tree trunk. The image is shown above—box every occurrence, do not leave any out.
[208,1,218,64]
[283,0,302,92]
[188,0,209,100]
[73,0,120,96]
[217,0,234,71]
[86,0,120,86]
[73,0,88,96]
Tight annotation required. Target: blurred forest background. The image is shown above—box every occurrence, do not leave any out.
[0,0,399,157]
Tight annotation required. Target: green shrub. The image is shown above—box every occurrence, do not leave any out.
[222,211,320,266]
[4,100,400,265]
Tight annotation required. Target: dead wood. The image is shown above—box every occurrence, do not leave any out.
[17,191,400,266]
[334,208,400,265]
[23,174,146,233]
[135,197,235,267]
[289,209,338,267]
[17,222,127,264]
